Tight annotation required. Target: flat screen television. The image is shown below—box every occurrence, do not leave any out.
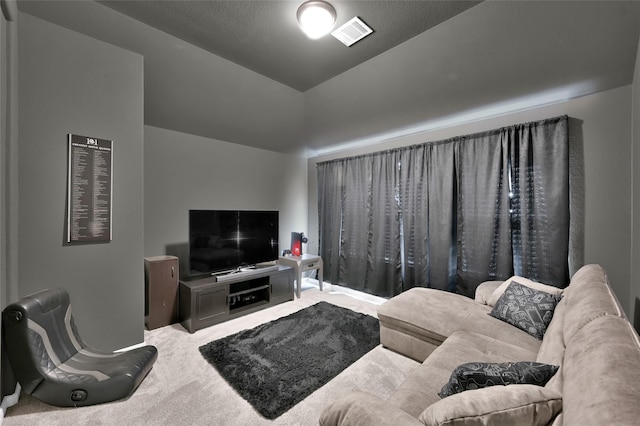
[188,210,279,278]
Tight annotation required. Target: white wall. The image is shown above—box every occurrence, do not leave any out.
[1,0,19,399]
[16,0,305,154]
[16,13,145,349]
[144,126,308,278]
[303,2,639,154]
[0,0,17,312]
[632,35,640,326]
[308,87,633,313]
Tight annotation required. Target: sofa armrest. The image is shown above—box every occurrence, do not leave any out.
[320,391,423,426]
[475,281,503,305]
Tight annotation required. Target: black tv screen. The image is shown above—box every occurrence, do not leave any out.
[188,210,279,277]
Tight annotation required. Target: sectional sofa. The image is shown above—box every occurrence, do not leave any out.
[320,264,640,425]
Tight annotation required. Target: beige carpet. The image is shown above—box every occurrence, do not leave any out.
[3,282,418,425]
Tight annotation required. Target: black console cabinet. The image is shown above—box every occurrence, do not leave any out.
[179,265,294,333]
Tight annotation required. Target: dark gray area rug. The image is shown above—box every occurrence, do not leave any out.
[198,301,380,419]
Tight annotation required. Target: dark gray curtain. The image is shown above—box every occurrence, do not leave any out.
[399,142,458,293]
[508,119,570,285]
[317,115,569,298]
[455,129,522,296]
[317,153,403,296]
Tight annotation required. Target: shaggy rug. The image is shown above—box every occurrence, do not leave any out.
[198,301,380,419]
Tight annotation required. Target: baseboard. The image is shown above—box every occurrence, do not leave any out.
[634,297,640,335]
[0,382,21,424]
[303,278,388,305]
[115,341,148,353]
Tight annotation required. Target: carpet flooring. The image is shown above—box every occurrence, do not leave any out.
[3,282,419,425]
[199,301,380,419]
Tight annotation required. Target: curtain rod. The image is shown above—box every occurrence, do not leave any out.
[316,115,568,167]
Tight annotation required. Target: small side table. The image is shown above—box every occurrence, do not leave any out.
[278,254,323,298]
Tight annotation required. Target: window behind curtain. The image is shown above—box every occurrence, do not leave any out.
[317,115,569,298]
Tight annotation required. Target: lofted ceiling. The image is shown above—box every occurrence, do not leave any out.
[97,0,482,92]
[16,1,640,156]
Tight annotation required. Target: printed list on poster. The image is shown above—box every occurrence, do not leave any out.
[67,134,113,243]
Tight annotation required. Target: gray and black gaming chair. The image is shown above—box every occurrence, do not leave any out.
[2,288,157,407]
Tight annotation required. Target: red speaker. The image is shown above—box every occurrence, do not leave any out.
[290,232,307,256]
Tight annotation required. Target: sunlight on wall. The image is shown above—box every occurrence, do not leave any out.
[309,80,600,158]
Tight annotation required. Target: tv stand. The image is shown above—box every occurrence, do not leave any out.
[179,265,294,333]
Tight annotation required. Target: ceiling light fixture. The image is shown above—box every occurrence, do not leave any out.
[297,1,337,40]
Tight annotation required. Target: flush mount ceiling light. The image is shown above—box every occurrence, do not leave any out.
[297,1,337,40]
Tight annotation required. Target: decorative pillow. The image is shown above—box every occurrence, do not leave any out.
[423,385,563,426]
[487,276,564,307]
[439,361,559,398]
[489,281,562,339]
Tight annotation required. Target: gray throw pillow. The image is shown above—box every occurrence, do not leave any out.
[439,361,559,398]
[489,281,562,339]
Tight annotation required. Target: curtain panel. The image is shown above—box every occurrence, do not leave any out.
[317,115,569,298]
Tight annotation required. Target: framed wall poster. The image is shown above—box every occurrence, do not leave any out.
[67,134,113,243]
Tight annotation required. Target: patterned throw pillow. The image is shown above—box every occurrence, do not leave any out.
[439,361,559,398]
[489,281,562,339]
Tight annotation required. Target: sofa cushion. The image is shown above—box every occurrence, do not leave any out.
[538,264,621,385]
[562,314,640,425]
[535,297,567,393]
[319,391,423,426]
[438,361,559,398]
[489,281,562,339]
[561,264,625,345]
[378,288,486,348]
[386,330,538,418]
[535,297,566,365]
[420,385,562,426]
[487,276,564,307]
[378,287,541,362]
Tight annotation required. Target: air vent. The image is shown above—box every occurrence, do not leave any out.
[331,17,373,47]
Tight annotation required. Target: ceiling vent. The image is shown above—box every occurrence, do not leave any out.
[331,17,373,47]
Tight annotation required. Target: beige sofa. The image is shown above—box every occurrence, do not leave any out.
[320,264,640,425]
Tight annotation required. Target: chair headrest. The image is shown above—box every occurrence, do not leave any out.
[27,288,69,314]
